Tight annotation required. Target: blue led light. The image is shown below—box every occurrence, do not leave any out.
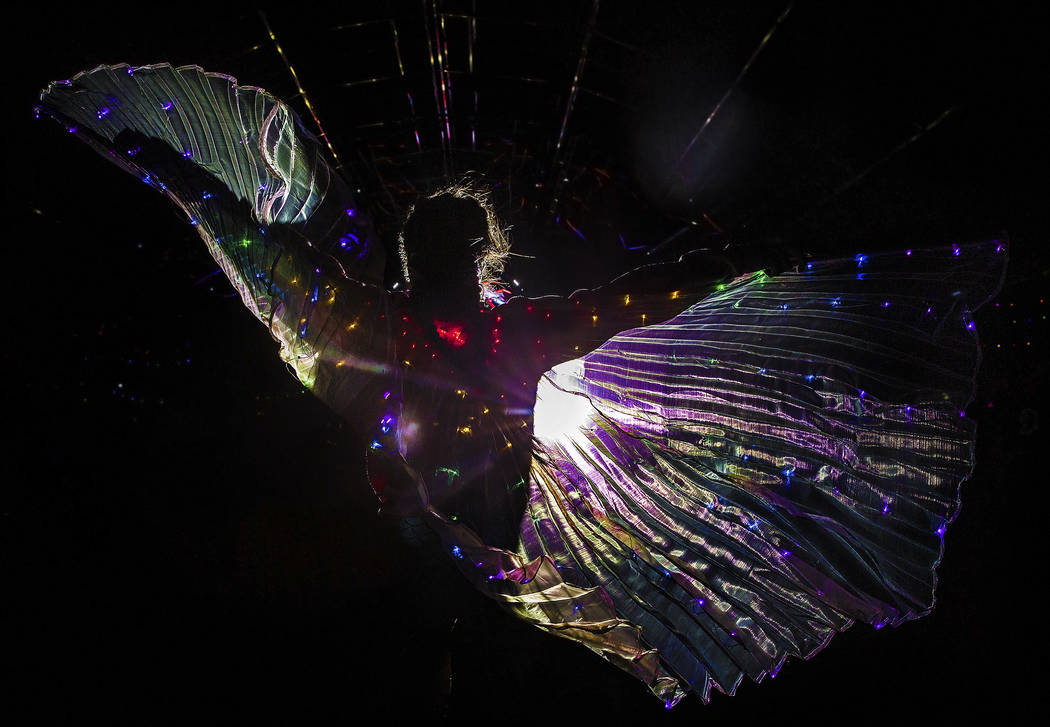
[451,545,463,558]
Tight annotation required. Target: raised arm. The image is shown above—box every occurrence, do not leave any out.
[495,249,750,366]
[38,63,392,431]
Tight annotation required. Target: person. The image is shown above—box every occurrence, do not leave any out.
[37,62,1006,707]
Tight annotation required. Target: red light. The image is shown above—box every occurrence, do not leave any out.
[434,320,468,347]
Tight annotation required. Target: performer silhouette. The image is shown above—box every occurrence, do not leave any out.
[37,63,1006,706]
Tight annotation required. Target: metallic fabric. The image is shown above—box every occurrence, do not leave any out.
[39,64,1006,707]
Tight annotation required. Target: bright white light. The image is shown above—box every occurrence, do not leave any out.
[534,363,593,442]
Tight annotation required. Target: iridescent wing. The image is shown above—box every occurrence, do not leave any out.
[39,63,392,427]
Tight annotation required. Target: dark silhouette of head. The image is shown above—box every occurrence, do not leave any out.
[398,186,510,312]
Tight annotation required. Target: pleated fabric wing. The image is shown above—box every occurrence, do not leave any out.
[430,241,1006,705]
[38,64,392,427]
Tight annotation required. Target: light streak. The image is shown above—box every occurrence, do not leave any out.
[669,2,793,188]
[259,12,343,170]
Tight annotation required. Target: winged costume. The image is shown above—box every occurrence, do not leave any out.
[38,64,1006,706]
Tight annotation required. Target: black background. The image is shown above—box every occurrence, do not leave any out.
[9,3,1047,722]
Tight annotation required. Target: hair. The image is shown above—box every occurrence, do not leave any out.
[397,182,511,302]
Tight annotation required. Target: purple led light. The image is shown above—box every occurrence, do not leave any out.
[345,208,356,217]
[161,101,173,111]
[182,150,193,159]
[906,249,912,256]
[881,301,891,308]
[952,244,961,257]
[881,502,890,514]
